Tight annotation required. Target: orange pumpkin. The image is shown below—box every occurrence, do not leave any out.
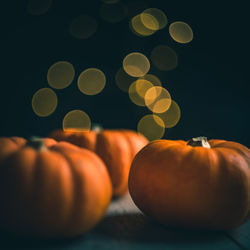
[128,137,250,230]
[0,137,112,238]
[50,129,148,196]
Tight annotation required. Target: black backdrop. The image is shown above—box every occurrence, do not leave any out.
[1,0,249,147]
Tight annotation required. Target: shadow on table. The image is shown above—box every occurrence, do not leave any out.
[0,230,86,249]
[93,212,228,245]
[0,213,230,249]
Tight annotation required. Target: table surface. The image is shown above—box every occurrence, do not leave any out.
[0,194,249,249]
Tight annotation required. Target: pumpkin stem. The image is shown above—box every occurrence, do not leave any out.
[26,137,46,151]
[187,136,211,148]
[92,123,103,133]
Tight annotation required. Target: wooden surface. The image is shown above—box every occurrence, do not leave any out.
[0,193,249,249]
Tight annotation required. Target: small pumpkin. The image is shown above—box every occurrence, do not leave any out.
[49,129,148,196]
[128,137,250,230]
[0,137,112,238]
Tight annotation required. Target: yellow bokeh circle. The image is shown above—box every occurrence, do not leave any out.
[140,74,161,87]
[154,100,181,128]
[63,110,91,132]
[130,14,156,37]
[141,8,167,31]
[145,86,171,113]
[47,61,75,89]
[129,79,153,106]
[169,21,193,44]
[140,13,159,31]
[78,68,106,95]
[137,114,165,141]
[32,88,57,117]
[135,79,154,99]
[123,52,150,77]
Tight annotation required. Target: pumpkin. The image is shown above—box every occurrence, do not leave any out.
[0,137,112,238]
[128,136,250,230]
[49,129,148,196]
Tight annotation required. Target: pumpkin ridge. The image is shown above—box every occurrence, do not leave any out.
[133,140,181,159]
[0,138,26,165]
[8,137,26,146]
[4,147,38,234]
[95,131,118,187]
[47,147,78,236]
[214,148,250,227]
[212,142,250,166]
[55,146,110,236]
[26,148,44,234]
[52,149,78,236]
[118,131,134,164]
[95,131,131,196]
[180,148,217,226]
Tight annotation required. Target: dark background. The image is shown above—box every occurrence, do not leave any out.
[1,0,249,147]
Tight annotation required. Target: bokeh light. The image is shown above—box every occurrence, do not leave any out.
[115,67,137,92]
[141,74,161,87]
[100,2,127,23]
[135,79,154,99]
[141,8,167,31]
[129,79,153,106]
[123,52,150,77]
[29,2,184,136]
[69,15,98,39]
[140,13,159,31]
[32,88,57,117]
[63,110,91,131]
[151,45,178,71]
[130,14,156,37]
[169,21,193,44]
[47,61,75,89]
[145,86,171,113]
[155,100,181,128]
[27,0,52,15]
[137,114,165,141]
[78,68,106,95]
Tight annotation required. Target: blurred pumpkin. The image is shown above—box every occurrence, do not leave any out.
[49,129,148,196]
[129,137,250,230]
[0,137,112,238]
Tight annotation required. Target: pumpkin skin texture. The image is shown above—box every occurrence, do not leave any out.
[0,137,112,238]
[49,129,148,196]
[128,138,250,230]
